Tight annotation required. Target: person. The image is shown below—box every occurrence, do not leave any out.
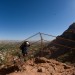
[20,41,30,57]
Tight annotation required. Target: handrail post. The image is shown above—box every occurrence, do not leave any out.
[39,32,43,57]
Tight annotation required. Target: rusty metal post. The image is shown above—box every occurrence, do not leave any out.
[39,32,43,56]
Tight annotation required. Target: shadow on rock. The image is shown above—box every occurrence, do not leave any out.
[0,65,20,75]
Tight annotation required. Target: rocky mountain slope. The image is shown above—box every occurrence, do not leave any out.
[44,23,75,59]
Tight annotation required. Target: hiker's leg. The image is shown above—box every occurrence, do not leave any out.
[23,53,25,57]
[24,47,28,55]
[22,50,25,57]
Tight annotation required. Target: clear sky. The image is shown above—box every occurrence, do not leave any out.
[0,0,75,40]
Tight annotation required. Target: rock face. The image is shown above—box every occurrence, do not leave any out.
[47,23,75,58]
[61,23,75,40]
[8,57,75,75]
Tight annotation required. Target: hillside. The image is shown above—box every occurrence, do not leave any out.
[46,23,75,63]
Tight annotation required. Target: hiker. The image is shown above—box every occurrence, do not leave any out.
[20,41,30,57]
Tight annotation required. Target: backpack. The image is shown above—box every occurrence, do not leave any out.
[20,41,30,50]
[20,44,24,50]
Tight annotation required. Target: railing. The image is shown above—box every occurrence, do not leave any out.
[21,32,75,59]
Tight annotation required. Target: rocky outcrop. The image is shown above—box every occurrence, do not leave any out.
[8,57,75,75]
[47,23,75,58]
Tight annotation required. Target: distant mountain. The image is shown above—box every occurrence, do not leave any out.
[0,40,22,44]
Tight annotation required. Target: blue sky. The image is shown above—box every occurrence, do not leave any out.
[0,0,75,40]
